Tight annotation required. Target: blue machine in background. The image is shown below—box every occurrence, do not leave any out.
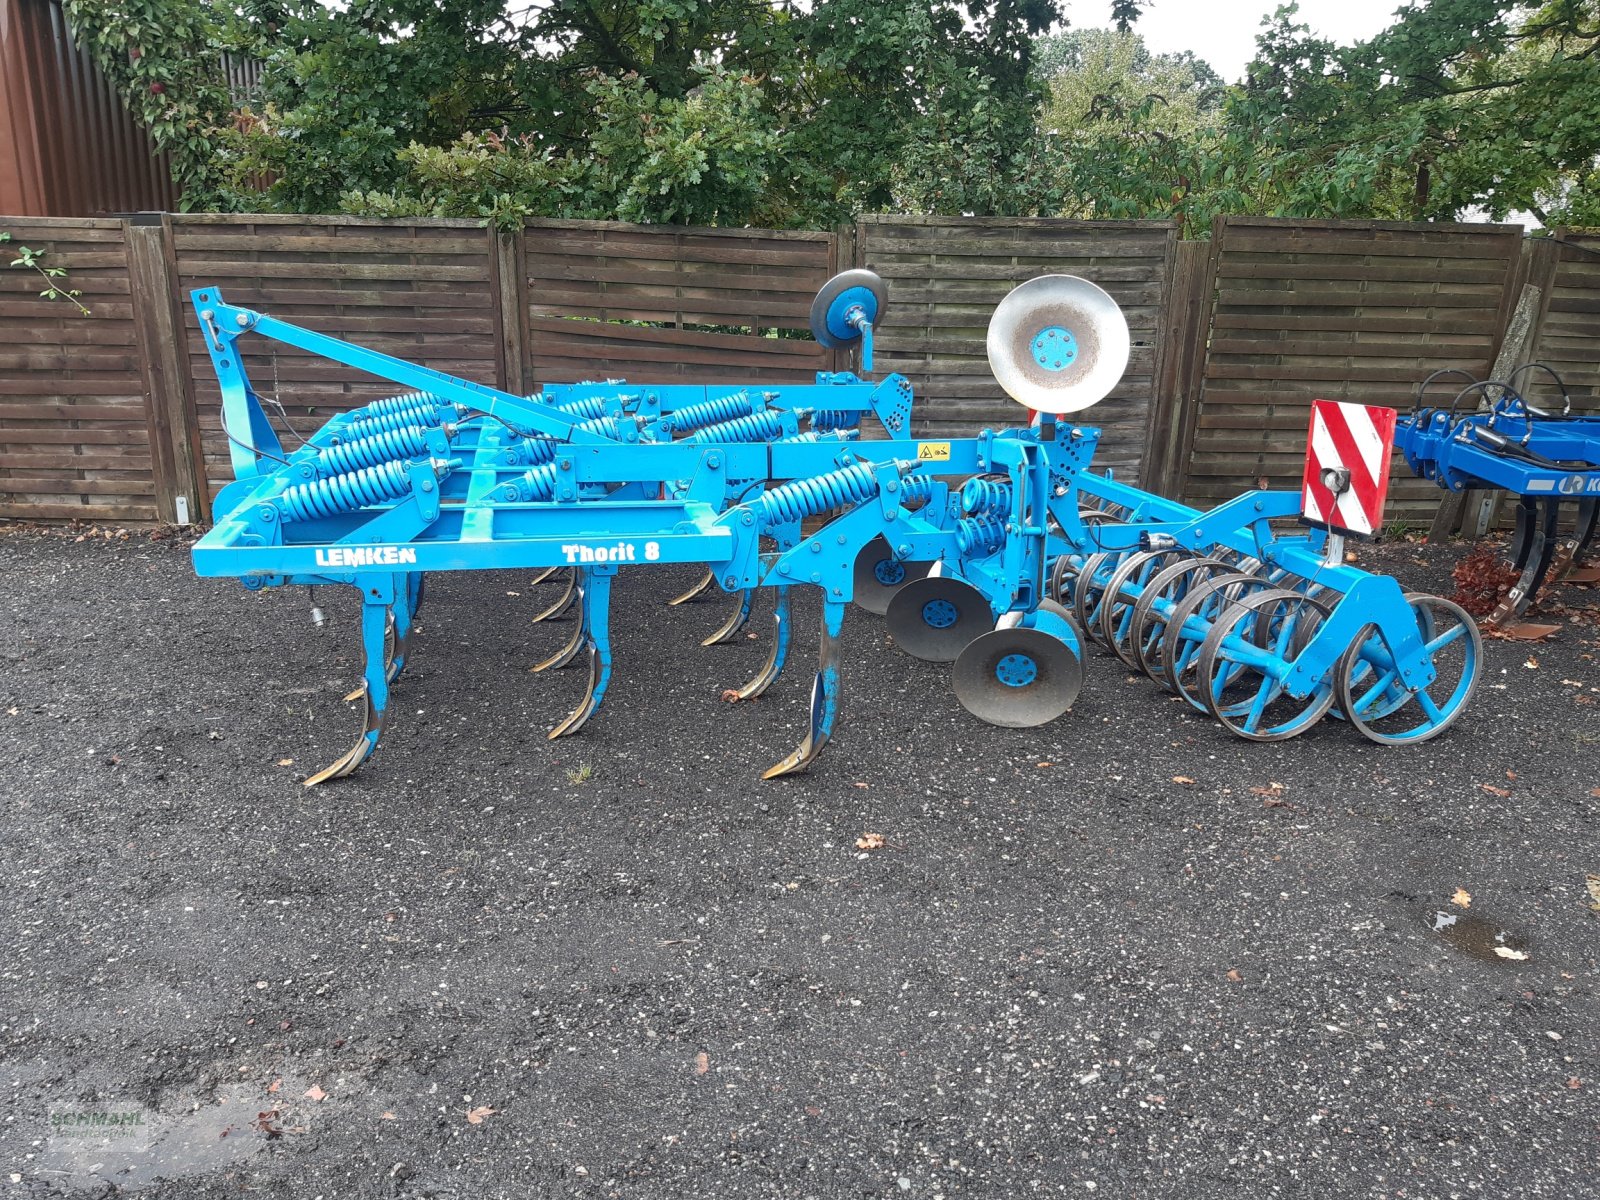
[190,271,1482,785]
[1395,365,1599,625]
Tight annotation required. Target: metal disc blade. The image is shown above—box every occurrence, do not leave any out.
[809,269,889,348]
[986,274,1130,415]
[952,626,1082,729]
[853,536,933,615]
[884,576,992,662]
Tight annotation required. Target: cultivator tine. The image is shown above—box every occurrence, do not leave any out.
[763,600,844,779]
[387,572,423,683]
[532,573,588,672]
[306,599,391,787]
[1488,498,1559,626]
[529,566,560,586]
[702,588,755,646]
[549,572,614,739]
[667,567,716,606]
[344,608,397,701]
[531,569,578,623]
[737,586,792,699]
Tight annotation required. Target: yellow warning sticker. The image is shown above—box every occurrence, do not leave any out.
[917,441,951,462]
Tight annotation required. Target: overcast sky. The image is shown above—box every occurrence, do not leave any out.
[1061,0,1406,82]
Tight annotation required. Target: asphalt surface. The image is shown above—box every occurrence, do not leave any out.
[1,526,1597,1199]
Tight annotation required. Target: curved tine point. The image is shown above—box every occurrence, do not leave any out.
[737,645,783,699]
[529,566,559,586]
[532,617,586,673]
[531,575,578,623]
[303,696,380,787]
[701,601,752,647]
[667,568,716,607]
[548,649,603,739]
[762,736,818,780]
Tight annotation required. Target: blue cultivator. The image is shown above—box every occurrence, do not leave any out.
[191,271,1481,785]
[1395,365,1600,626]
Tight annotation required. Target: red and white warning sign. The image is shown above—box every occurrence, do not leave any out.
[1300,399,1398,538]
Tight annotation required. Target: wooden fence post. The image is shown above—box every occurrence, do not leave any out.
[490,225,530,393]
[1151,235,1219,501]
[1425,236,1557,542]
[123,214,206,524]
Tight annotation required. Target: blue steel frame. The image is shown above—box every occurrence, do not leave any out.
[189,286,1473,781]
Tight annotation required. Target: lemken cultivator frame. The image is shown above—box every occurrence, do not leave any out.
[190,271,1482,785]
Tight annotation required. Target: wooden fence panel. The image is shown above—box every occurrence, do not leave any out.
[169,215,501,504]
[522,220,838,386]
[1183,216,1523,519]
[0,216,159,522]
[1521,231,1600,421]
[856,217,1177,483]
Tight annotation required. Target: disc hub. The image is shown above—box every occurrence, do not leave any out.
[873,559,907,586]
[1030,326,1078,372]
[922,598,959,629]
[995,653,1038,688]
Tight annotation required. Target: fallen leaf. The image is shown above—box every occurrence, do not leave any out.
[851,781,869,789]
[1585,874,1600,910]
[267,1079,281,1094]
[1525,656,1540,669]
[276,758,293,767]
[719,689,741,703]
[1568,1078,1582,1090]
[1480,784,1511,798]
[855,832,885,851]
[465,1106,496,1124]
[1505,769,1517,781]
[1225,969,1242,982]
[1249,783,1286,796]
[805,1105,822,1116]
[694,1052,709,1076]
[304,1085,326,1102]
[381,1111,397,1120]
[1036,762,1052,768]
[1171,775,1196,786]
[1493,946,1530,961]
[1451,888,1472,909]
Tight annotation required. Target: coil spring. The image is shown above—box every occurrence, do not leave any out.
[553,393,611,421]
[348,397,449,436]
[776,429,859,445]
[492,463,557,503]
[279,458,414,523]
[755,461,880,526]
[504,436,557,467]
[579,416,629,442]
[669,392,754,435]
[690,409,788,444]
[956,516,1007,556]
[961,477,1012,516]
[898,472,935,508]
[811,409,860,433]
[351,392,440,425]
[316,423,431,477]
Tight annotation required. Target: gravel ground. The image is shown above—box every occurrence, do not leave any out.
[1,525,1597,1200]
